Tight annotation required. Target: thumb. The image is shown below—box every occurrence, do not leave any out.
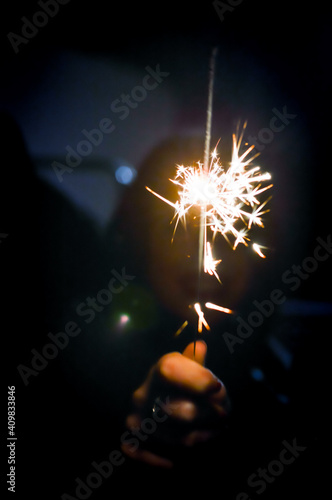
[182,340,207,366]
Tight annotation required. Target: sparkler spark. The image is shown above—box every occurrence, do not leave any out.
[145,49,272,343]
[252,243,268,259]
[146,129,272,334]
[146,128,272,281]
[194,303,210,333]
[205,302,233,315]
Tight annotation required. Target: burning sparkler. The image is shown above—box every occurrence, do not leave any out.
[146,49,272,339]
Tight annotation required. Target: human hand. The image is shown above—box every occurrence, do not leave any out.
[121,340,230,468]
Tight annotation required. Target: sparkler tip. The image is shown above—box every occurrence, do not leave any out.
[205,302,234,315]
[174,320,189,337]
[252,243,267,259]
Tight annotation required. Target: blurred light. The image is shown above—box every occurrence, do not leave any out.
[250,367,265,382]
[114,314,131,332]
[268,337,293,370]
[115,165,137,185]
[281,299,332,317]
[119,314,130,326]
[276,394,290,405]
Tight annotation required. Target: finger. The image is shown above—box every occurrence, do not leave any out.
[181,429,219,447]
[121,442,173,468]
[132,366,155,409]
[158,352,222,395]
[133,344,208,408]
[182,340,207,365]
[133,344,219,410]
[160,398,198,421]
[125,413,141,429]
[132,355,166,408]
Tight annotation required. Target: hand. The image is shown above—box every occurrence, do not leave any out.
[121,340,230,468]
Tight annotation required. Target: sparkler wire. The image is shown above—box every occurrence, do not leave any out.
[204,47,218,172]
[195,47,218,357]
[145,49,272,356]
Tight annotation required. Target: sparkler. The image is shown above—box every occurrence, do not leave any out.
[146,49,272,345]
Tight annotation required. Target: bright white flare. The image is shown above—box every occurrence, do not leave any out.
[146,125,272,282]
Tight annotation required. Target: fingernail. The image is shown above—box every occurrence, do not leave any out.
[216,378,223,389]
[210,377,223,392]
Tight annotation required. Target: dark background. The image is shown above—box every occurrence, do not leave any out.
[2,0,330,267]
[1,1,331,499]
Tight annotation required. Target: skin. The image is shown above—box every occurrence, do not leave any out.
[122,340,230,468]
